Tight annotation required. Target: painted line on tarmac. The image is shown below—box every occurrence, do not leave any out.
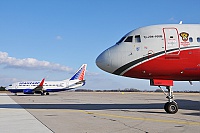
[81,110,200,126]
[79,110,200,126]
[30,109,200,126]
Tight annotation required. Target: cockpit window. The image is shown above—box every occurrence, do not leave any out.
[116,36,126,44]
[135,35,141,43]
[124,36,133,42]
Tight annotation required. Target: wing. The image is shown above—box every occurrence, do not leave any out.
[34,78,45,92]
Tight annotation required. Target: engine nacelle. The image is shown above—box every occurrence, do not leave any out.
[23,89,34,94]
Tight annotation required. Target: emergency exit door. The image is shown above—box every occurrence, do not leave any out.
[163,28,180,55]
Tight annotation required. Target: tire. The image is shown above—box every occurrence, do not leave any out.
[46,92,49,95]
[164,102,178,114]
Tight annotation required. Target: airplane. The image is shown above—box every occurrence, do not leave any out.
[96,24,200,114]
[6,64,87,95]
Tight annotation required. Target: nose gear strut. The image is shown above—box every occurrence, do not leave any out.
[159,86,178,114]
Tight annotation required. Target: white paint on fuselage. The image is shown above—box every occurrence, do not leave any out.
[96,24,200,74]
[8,80,67,90]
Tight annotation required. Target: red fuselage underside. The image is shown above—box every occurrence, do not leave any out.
[123,48,200,81]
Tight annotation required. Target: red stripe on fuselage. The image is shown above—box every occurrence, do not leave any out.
[123,48,200,81]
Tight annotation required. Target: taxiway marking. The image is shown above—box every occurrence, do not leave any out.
[28,109,200,126]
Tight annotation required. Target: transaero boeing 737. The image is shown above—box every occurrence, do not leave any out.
[96,24,200,114]
[6,64,87,95]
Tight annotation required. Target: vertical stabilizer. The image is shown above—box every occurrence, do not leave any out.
[70,64,87,80]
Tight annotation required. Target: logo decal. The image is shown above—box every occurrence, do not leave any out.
[180,32,189,41]
[180,32,190,46]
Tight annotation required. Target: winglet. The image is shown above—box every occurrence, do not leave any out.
[39,78,45,87]
[70,64,87,80]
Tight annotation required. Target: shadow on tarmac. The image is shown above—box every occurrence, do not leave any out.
[0,99,199,116]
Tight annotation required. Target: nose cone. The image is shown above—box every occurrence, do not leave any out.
[5,86,9,91]
[96,49,113,73]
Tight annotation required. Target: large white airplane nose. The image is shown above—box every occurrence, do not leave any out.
[96,49,113,73]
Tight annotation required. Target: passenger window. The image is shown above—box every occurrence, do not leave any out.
[189,37,193,42]
[135,35,141,43]
[170,36,173,38]
[197,37,200,42]
[124,36,133,42]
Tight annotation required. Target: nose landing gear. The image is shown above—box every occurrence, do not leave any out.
[164,101,178,114]
[159,86,178,114]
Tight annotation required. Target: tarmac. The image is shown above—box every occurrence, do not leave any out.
[0,92,199,133]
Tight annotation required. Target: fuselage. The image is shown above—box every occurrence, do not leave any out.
[6,80,84,93]
[6,79,83,93]
[96,24,200,81]
[7,81,65,93]
[6,64,87,95]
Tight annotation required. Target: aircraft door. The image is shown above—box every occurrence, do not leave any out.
[163,28,180,55]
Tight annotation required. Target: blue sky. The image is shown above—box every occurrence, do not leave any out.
[0,0,199,91]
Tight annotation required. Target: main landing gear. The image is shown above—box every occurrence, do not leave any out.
[40,91,50,95]
[159,86,178,114]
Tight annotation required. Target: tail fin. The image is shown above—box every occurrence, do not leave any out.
[70,64,87,80]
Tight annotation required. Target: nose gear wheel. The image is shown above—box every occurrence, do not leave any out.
[159,86,178,114]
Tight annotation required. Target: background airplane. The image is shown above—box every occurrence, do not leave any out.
[6,64,87,95]
[96,24,200,114]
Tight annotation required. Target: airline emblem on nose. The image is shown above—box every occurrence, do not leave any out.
[180,32,189,41]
